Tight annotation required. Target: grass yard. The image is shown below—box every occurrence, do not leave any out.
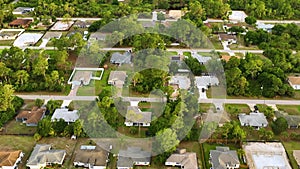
[282,141,300,169]
[117,126,148,138]
[209,35,223,49]
[234,52,244,58]
[4,120,37,135]
[206,86,227,99]
[256,104,270,112]
[0,135,36,168]
[198,52,219,58]
[199,103,215,113]
[77,80,97,96]
[183,51,191,57]
[0,40,14,46]
[225,104,250,119]
[277,105,300,115]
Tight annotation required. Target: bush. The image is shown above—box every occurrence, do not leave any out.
[245,16,257,25]
[272,117,288,135]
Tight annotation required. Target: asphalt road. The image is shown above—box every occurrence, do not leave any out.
[16,94,300,105]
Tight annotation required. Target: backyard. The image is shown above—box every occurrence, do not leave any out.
[282,141,300,169]
[3,120,37,135]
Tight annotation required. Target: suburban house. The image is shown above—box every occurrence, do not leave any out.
[9,19,32,28]
[167,10,183,20]
[73,20,92,28]
[165,149,198,169]
[243,142,292,169]
[110,51,132,65]
[71,71,93,86]
[256,22,274,32]
[288,76,300,90]
[218,33,237,44]
[15,106,46,126]
[195,76,219,90]
[51,108,79,123]
[89,32,111,41]
[238,112,268,129]
[293,150,300,168]
[0,150,24,169]
[108,71,127,88]
[42,32,62,40]
[191,52,211,64]
[210,147,240,169]
[125,106,152,127]
[275,111,300,129]
[12,7,34,15]
[169,75,191,90]
[26,144,66,169]
[73,145,111,169]
[228,10,248,23]
[117,147,151,168]
[0,29,24,40]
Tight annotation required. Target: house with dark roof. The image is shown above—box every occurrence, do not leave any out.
[125,106,152,127]
[15,106,46,126]
[26,144,66,169]
[73,145,111,169]
[110,52,132,65]
[165,149,198,169]
[117,147,151,168]
[239,112,268,130]
[73,20,92,28]
[108,71,127,88]
[218,33,237,44]
[9,19,32,28]
[0,150,24,169]
[210,147,240,169]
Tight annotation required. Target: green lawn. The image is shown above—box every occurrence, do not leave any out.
[225,104,250,119]
[277,105,300,115]
[4,120,37,135]
[0,49,3,55]
[206,86,227,99]
[0,40,14,46]
[199,103,215,113]
[209,35,223,49]
[0,135,36,168]
[183,51,191,57]
[77,80,97,96]
[234,52,244,58]
[256,104,270,112]
[282,141,300,169]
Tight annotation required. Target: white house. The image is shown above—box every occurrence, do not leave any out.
[0,151,24,169]
[256,22,274,32]
[239,112,268,129]
[288,76,300,90]
[229,11,248,23]
[12,7,34,15]
[26,144,66,169]
[51,108,79,123]
[125,106,152,127]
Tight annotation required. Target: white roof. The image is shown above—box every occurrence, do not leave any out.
[244,142,292,169]
[195,76,219,88]
[191,52,211,64]
[169,75,191,89]
[13,33,43,47]
[229,11,248,22]
[239,113,268,127]
[51,108,79,123]
[256,22,274,30]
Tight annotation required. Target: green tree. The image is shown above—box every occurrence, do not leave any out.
[272,117,288,135]
[35,98,44,108]
[155,128,179,153]
[245,16,257,25]
[0,84,14,111]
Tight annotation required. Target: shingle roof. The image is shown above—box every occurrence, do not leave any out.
[166,150,198,169]
[169,75,191,89]
[9,19,32,27]
[27,144,66,166]
[110,52,131,64]
[0,150,22,167]
[74,145,108,166]
[51,108,79,123]
[16,106,46,124]
[239,113,268,127]
[195,76,219,88]
[210,147,240,169]
[125,106,152,124]
[42,32,62,40]
[117,147,151,168]
[108,71,127,88]
[275,111,300,127]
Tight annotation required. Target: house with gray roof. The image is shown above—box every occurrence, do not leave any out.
[13,7,34,15]
[169,75,191,90]
[51,108,79,124]
[125,106,152,127]
[108,71,127,88]
[117,147,151,168]
[239,112,268,130]
[110,52,132,65]
[165,149,198,169]
[195,76,219,90]
[275,111,300,129]
[26,144,66,169]
[210,147,240,169]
